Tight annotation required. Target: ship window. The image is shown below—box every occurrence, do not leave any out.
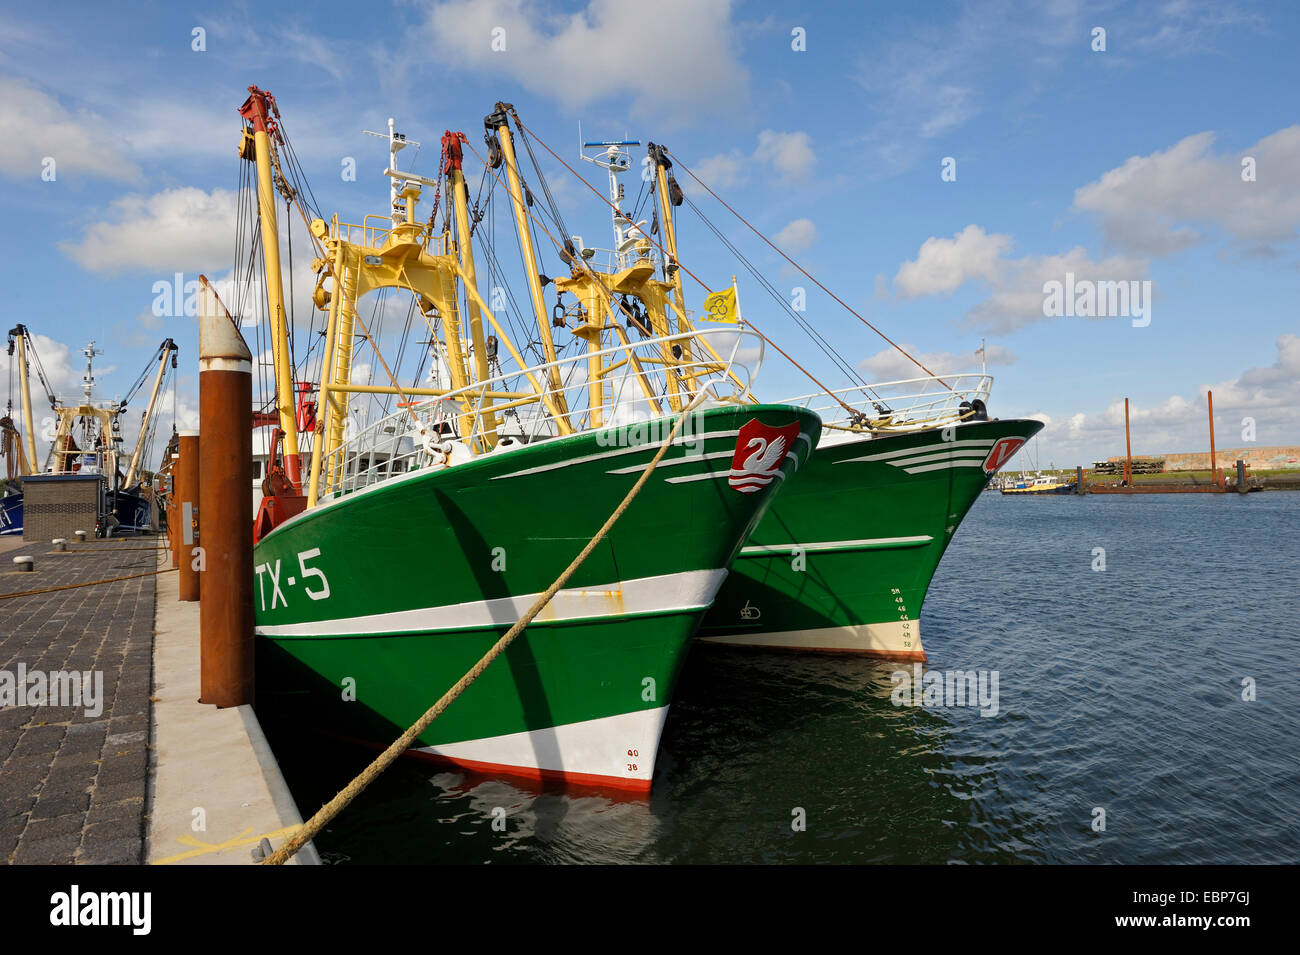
[252,460,263,480]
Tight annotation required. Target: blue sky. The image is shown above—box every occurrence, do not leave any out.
[2,0,1297,469]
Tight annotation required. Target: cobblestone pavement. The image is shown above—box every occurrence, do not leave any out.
[0,535,161,864]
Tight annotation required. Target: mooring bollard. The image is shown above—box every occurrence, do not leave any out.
[177,431,201,602]
[1076,465,1086,495]
[198,276,254,708]
[13,556,34,572]
[52,538,67,552]
[1237,459,1248,495]
[74,530,86,542]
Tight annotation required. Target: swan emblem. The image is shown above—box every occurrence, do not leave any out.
[728,419,803,493]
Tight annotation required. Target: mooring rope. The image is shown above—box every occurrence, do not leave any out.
[0,535,173,600]
[0,565,176,600]
[261,389,712,865]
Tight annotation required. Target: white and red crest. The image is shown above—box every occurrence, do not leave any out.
[982,437,1026,474]
[729,419,802,493]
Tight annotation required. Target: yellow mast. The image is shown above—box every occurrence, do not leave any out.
[323,232,359,476]
[490,105,569,414]
[239,86,302,492]
[307,236,344,508]
[649,144,754,400]
[14,326,38,472]
[124,340,173,488]
[446,132,498,444]
[651,147,697,393]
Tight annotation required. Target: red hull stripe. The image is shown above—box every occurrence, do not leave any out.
[331,733,654,795]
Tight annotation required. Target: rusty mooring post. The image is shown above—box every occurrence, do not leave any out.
[1208,390,1220,487]
[176,432,200,602]
[198,276,254,708]
[1124,397,1133,487]
[167,450,180,569]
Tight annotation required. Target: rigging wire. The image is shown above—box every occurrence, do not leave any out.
[681,194,876,398]
[664,148,950,389]
[498,116,863,414]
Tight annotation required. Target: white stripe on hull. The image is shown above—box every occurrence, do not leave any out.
[256,567,727,638]
[834,438,996,464]
[412,705,671,787]
[739,535,933,556]
[698,619,926,658]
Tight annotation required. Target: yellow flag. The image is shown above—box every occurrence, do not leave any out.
[702,287,739,323]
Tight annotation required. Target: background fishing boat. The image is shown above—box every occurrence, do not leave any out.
[514,133,1045,660]
[1,327,175,537]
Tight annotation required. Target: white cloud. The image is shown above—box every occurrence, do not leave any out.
[1204,333,1300,417]
[422,0,748,117]
[60,187,238,275]
[858,342,1015,382]
[754,130,816,178]
[0,74,140,182]
[892,226,1151,333]
[691,152,746,189]
[772,218,817,253]
[1073,126,1300,257]
[690,130,817,192]
[0,333,78,411]
[966,246,1150,333]
[893,225,1011,298]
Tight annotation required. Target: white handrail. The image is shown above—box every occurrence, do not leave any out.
[783,372,994,431]
[318,328,762,499]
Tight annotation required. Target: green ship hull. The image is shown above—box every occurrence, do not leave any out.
[698,418,1044,659]
[253,403,821,791]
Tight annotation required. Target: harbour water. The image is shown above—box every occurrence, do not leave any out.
[265,492,1300,864]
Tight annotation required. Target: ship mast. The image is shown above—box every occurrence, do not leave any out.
[80,342,103,472]
[238,86,302,492]
[444,131,499,443]
[124,339,176,488]
[12,325,38,472]
[488,104,569,413]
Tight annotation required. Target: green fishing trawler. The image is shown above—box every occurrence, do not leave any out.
[230,90,819,791]
[699,399,1042,659]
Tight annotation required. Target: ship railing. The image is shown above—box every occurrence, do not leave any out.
[784,373,994,433]
[317,327,763,499]
[574,245,663,275]
[331,215,450,255]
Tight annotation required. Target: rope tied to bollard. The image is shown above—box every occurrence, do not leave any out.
[261,390,713,865]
